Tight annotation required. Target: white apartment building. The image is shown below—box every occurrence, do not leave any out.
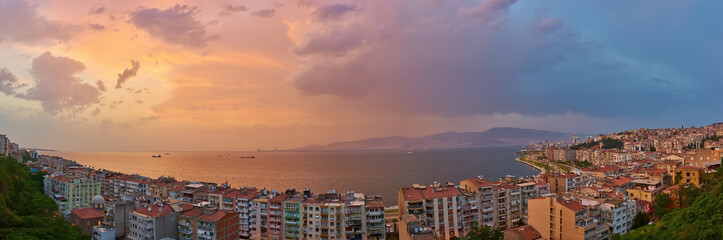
[398,183,461,240]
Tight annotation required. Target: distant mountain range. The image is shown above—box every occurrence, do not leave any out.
[291,127,577,151]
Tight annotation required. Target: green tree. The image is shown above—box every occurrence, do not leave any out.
[652,193,671,218]
[0,155,87,239]
[678,184,701,208]
[674,172,682,185]
[460,222,503,240]
[631,212,650,230]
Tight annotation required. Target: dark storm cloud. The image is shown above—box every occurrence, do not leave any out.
[287,0,717,119]
[115,60,141,89]
[19,52,101,114]
[130,5,219,48]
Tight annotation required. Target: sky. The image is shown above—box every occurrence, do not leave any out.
[0,0,721,151]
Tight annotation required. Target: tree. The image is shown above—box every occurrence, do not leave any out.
[631,212,650,230]
[460,222,503,240]
[678,184,701,208]
[674,172,682,185]
[0,155,87,239]
[652,193,671,218]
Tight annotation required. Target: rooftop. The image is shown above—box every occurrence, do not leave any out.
[71,207,104,219]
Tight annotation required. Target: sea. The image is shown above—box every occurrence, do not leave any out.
[40,146,539,205]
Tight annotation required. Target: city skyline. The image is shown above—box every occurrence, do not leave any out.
[1,0,722,151]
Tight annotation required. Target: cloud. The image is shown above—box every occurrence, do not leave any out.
[91,107,101,116]
[252,9,276,18]
[535,18,563,34]
[115,60,141,89]
[96,80,106,92]
[19,52,101,114]
[290,25,364,56]
[459,0,517,23]
[224,4,248,12]
[89,5,106,15]
[0,68,26,95]
[0,0,75,43]
[88,23,105,31]
[312,3,360,22]
[287,0,694,118]
[130,5,220,48]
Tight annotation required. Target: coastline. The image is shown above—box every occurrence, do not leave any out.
[515,156,545,175]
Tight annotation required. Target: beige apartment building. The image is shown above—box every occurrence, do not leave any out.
[528,196,609,240]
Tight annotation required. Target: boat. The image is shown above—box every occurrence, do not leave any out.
[152,155,162,158]
[240,156,255,159]
[164,153,170,155]
[216,155,222,157]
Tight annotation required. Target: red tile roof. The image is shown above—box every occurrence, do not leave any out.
[401,185,460,201]
[610,176,634,187]
[200,210,234,222]
[506,225,543,240]
[237,188,259,199]
[464,178,494,187]
[583,166,621,173]
[677,166,699,170]
[134,204,174,218]
[557,199,585,212]
[71,207,104,219]
[183,209,202,217]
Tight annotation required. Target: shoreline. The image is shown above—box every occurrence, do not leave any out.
[515,156,545,175]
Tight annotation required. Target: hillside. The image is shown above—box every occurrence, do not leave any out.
[292,127,574,151]
[614,170,723,240]
[0,155,87,239]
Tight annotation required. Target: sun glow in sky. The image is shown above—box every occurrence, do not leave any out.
[1,0,722,151]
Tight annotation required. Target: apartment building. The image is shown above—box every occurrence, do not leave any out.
[179,205,239,240]
[545,174,579,194]
[302,192,346,239]
[398,214,435,240]
[0,134,7,155]
[365,195,386,240]
[554,149,577,162]
[269,193,288,239]
[44,175,102,215]
[597,199,635,235]
[459,178,523,230]
[399,183,461,240]
[236,188,260,239]
[69,196,106,235]
[675,166,702,186]
[251,193,270,239]
[128,202,188,240]
[626,179,664,202]
[283,197,304,239]
[92,200,135,240]
[528,196,610,240]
